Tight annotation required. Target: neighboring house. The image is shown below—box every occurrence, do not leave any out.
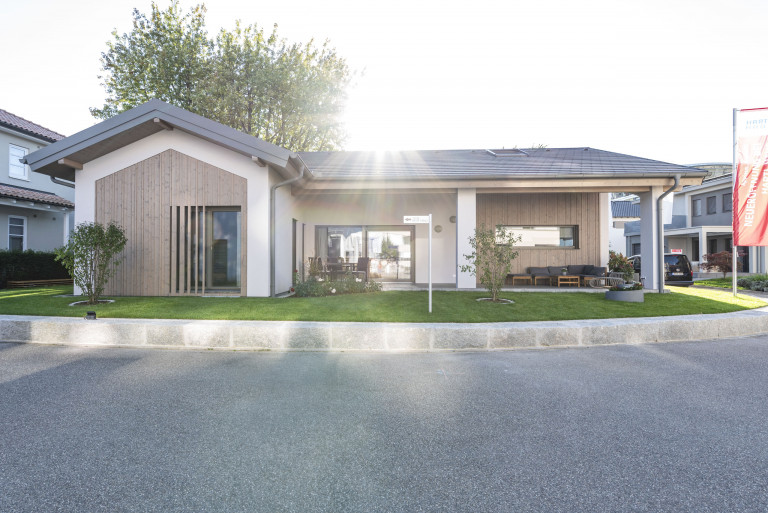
[0,109,74,251]
[624,164,765,274]
[609,196,640,254]
[23,100,706,296]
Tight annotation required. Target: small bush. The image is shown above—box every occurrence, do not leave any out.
[608,250,634,283]
[293,273,382,297]
[0,250,69,288]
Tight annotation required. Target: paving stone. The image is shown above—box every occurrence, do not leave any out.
[384,325,431,351]
[182,322,231,348]
[146,324,186,346]
[488,326,538,348]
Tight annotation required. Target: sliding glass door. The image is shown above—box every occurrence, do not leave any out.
[316,225,414,282]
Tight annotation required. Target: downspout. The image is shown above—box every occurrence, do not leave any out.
[657,174,680,293]
[270,160,305,297]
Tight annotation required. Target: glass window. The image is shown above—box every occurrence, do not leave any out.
[497,226,578,248]
[9,216,26,251]
[692,199,702,216]
[706,196,716,215]
[723,193,732,212]
[9,144,28,180]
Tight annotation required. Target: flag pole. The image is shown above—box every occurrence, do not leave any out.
[733,107,738,297]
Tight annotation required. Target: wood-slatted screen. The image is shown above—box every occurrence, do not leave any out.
[95,149,247,296]
[476,192,601,275]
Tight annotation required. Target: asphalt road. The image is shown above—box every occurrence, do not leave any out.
[2,338,768,512]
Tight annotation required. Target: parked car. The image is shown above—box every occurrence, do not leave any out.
[628,254,694,287]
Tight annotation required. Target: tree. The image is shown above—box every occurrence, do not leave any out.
[700,250,744,278]
[91,1,211,119]
[55,222,128,305]
[91,1,352,151]
[459,225,521,302]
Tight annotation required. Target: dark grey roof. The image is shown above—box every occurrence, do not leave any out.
[0,183,74,208]
[611,200,640,218]
[0,109,65,142]
[297,147,708,180]
[24,99,293,181]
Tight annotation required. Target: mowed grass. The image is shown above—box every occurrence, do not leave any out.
[0,285,764,323]
[693,278,744,289]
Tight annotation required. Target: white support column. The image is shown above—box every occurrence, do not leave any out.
[599,193,610,267]
[456,188,477,289]
[699,230,708,271]
[639,187,662,290]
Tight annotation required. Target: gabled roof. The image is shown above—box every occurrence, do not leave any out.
[297,147,708,180]
[24,100,294,181]
[611,200,641,218]
[0,183,74,208]
[0,109,65,143]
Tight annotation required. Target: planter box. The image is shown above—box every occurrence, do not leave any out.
[605,289,644,303]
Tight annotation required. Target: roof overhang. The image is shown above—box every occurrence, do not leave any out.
[24,100,295,181]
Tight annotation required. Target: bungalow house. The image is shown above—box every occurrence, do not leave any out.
[23,100,707,296]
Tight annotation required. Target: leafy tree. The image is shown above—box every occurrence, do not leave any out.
[91,1,211,119]
[92,1,351,151]
[700,250,744,278]
[460,225,521,302]
[55,222,128,305]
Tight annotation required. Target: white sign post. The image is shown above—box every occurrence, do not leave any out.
[404,214,432,313]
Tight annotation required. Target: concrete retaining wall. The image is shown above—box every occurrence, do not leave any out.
[2,310,768,351]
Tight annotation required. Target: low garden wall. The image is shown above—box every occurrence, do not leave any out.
[2,309,767,351]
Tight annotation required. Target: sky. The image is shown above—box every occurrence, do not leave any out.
[2,0,768,165]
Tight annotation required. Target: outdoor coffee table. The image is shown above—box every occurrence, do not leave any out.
[512,275,532,286]
[557,275,580,287]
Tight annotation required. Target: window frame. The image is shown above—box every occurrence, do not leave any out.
[706,195,717,215]
[692,199,702,217]
[496,225,579,249]
[723,193,732,212]
[9,144,29,181]
[8,215,27,251]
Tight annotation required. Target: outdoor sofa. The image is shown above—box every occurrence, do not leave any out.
[509,265,607,287]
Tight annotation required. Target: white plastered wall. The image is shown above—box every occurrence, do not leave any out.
[74,129,270,296]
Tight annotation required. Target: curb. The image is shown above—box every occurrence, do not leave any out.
[2,309,768,351]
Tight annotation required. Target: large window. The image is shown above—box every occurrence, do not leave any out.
[315,225,413,282]
[8,216,26,250]
[9,144,28,180]
[497,226,578,248]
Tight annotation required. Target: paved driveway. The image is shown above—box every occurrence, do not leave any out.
[2,338,768,512]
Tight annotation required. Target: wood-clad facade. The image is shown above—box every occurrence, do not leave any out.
[95,149,247,296]
[477,192,601,274]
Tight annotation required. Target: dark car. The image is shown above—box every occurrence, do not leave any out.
[628,253,694,287]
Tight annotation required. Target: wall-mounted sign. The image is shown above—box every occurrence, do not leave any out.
[404,215,430,224]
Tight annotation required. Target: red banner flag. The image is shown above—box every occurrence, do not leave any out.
[734,108,768,246]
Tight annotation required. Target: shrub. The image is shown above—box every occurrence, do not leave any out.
[55,222,127,305]
[700,251,744,278]
[460,225,521,302]
[608,250,634,283]
[0,250,69,288]
[293,273,381,298]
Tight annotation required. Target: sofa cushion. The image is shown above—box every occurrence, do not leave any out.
[582,265,595,275]
[588,266,607,277]
[567,264,586,275]
[547,266,564,276]
[529,267,549,275]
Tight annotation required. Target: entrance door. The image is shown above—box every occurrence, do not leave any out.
[366,227,413,282]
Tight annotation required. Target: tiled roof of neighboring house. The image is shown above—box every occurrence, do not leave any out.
[298,147,707,180]
[0,183,74,208]
[611,200,641,218]
[0,109,65,143]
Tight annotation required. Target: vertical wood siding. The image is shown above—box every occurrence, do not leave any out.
[95,149,247,296]
[476,193,601,275]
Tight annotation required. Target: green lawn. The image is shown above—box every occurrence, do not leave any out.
[0,285,764,323]
[693,278,744,289]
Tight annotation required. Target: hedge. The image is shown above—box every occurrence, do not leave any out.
[0,250,69,288]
